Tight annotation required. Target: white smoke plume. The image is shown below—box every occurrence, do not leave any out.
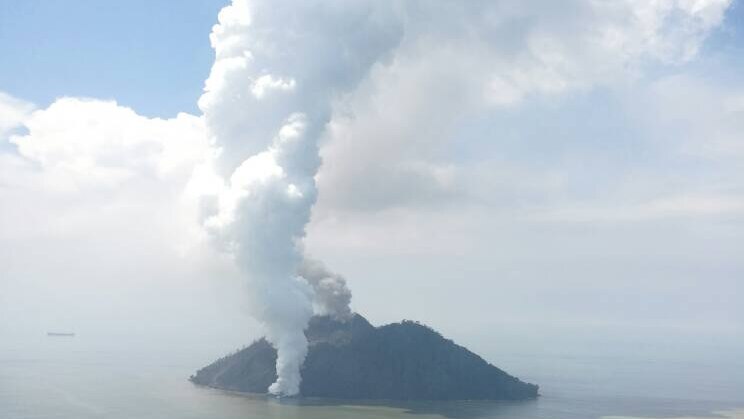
[193,0,403,396]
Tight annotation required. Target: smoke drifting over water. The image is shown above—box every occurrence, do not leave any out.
[193,0,403,395]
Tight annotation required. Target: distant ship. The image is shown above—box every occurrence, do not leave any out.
[47,332,75,337]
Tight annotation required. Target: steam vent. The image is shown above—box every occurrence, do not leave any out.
[191,314,538,400]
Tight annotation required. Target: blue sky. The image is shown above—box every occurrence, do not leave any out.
[0,0,226,117]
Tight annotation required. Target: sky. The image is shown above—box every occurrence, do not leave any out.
[0,0,743,363]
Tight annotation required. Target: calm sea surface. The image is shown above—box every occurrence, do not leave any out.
[1,332,742,419]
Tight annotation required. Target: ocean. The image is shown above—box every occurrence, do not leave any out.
[1,330,742,419]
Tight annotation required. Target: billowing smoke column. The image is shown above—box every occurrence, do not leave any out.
[195,0,403,396]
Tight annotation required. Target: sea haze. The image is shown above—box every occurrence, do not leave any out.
[1,326,741,419]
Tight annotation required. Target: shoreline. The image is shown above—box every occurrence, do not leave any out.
[603,409,744,419]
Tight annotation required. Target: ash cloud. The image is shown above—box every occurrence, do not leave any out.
[299,258,353,321]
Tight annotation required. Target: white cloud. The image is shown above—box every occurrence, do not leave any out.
[0,95,244,342]
[314,0,733,214]
[8,97,207,191]
[0,94,210,264]
[251,75,296,99]
[0,91,34,139]
[0,0,740,345]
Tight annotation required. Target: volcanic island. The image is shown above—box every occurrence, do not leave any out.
[191,314,539,401]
